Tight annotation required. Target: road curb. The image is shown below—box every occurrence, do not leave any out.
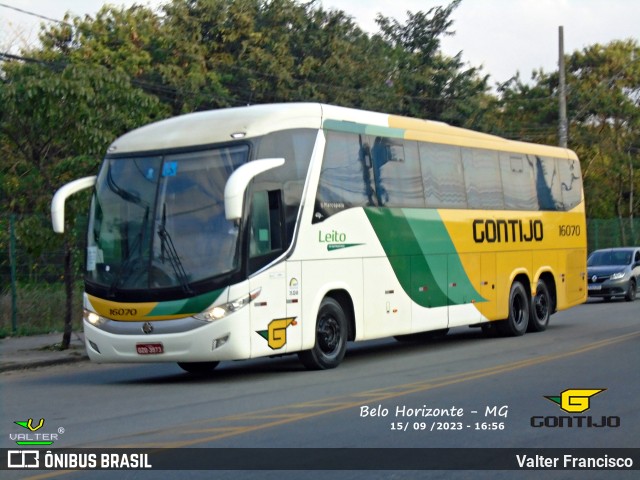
[0,354,89,373]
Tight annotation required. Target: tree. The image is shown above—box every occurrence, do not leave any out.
[375,0,490,125]
[0,59,168,346]
[568,40,640,229]
[486,40,640,223]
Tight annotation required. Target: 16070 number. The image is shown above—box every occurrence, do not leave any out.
[558,224,581,237]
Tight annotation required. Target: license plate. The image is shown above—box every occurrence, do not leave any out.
[136,343,164,355]
[588,284,602,291]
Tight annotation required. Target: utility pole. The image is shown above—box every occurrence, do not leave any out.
[558,26,568,148]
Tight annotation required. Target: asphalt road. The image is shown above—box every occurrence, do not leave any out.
[3,298,639,479]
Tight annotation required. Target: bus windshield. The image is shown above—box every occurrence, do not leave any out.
[86,145,248,293]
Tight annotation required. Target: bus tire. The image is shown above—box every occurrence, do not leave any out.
[528,279,551,332]
[498,281,529,336]
[177,361,219,375]
[298,297,348,370]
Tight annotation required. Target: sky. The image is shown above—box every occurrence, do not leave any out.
[1,0,639,85]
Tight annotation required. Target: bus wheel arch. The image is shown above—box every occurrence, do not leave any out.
[298,291,353,370]
[539,271,557,313]
[325,289,356,341]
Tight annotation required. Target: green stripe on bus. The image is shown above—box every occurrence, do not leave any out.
[323,119,405,139]
[147,288,225,317]
[364,208,484,308]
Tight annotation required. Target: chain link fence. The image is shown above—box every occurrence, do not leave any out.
[2,214,640,336]
[1,214,85,336]
[587,218,640,251]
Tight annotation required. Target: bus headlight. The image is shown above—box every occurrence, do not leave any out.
[84,309,107,326]
[195,288,261,322]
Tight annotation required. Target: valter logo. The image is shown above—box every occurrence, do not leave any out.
[531,388,620,428]
[10,418,62,446]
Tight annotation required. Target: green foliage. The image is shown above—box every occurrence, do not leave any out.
[0,60,169,288]
[485,40,640,220]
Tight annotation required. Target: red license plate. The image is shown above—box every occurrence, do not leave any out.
[136,343,164,355]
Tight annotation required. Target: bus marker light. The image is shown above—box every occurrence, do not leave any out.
[212,334,229,350]
[88,340,100,353]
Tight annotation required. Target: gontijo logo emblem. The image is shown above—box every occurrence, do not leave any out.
[531,388,618,428]
[257,317,297,350]
[544,389,606,413]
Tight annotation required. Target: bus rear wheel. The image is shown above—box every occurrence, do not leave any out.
[498,281,529,336]
[298,297,347,370]
[177,361,219,375]
[528,279,551,332]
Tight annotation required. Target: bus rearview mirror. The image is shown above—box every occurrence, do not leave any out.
[224,158,285,221]
[51,176,97,233]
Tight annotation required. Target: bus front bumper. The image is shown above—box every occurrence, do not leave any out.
[83,315,251,364]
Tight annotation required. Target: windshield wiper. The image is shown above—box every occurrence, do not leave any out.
[108,207,149,296]
[158,204,193,295]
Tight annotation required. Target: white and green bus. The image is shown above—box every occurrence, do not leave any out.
[52,103,587,373]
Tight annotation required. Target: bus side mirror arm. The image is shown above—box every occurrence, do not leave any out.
[51,176,97,233]
[224,158,285,220]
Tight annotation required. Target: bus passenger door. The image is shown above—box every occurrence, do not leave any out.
[247,190,293,357]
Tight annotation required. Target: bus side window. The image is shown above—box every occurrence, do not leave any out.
[419,143,467,209]
[557,158,583,211]
[501,153,537,210]
[462,148,504,210]
[315,131,373,222]
[533,155,562,211]
[373,138,425,208]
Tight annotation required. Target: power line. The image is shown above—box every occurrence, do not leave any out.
[0,2,73,27]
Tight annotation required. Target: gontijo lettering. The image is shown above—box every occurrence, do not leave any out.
[473,219,543,243]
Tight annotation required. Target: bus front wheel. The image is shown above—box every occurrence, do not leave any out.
[298,297,347,370]
[498,281,529,336]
